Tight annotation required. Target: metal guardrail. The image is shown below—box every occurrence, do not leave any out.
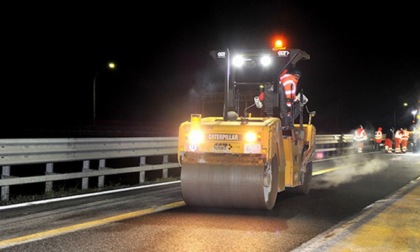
[315,134,355,158]
[0,135,354,201]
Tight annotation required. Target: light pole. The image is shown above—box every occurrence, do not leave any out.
[393,102,408,129]
[412,109,418,123]
[93,62,116,127]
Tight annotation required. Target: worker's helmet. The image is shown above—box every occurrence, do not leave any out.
[292,69,302,76]
[378,127,382,131]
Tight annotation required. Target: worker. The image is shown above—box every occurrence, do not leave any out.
[401,128,410,153]
[354,125,367,153]
[280,68,301,108]
[384,137,393,153]
[394,128,403,154]
[259,68,302,127]
[279,68,303,127]
[374,127,383,151]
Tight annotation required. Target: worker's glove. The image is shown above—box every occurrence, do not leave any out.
[296,93,308,105]
[254,96,263,108]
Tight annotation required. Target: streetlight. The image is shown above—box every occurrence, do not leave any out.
[412,109,418,123]
[93,62,116,127]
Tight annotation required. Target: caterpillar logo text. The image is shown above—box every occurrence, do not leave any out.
[208,134,240,141]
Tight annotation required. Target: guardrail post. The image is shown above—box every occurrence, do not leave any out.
[1,166,10,201]
[45,163,54,192]
[98,159,106,188]
[82,161,90,190]
[163,155,168,179]
[139,157,145,183]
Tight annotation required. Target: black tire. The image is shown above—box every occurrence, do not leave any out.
[296,162,313,195]
[286,161,313,195]
[268,155,279,208]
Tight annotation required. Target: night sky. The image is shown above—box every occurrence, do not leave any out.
[3,2,420,136]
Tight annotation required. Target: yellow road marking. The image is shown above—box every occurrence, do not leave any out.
[0,201,186,249]
[313,167,340,176]
[313,164,359,176]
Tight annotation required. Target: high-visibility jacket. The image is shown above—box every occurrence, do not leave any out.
[394,129,403,153]
[401,130,410,142]
[401,129,410,152]
[280,73,299,107]
[354,128,367,141]
[374,130,383,143]
[394,130,403,142]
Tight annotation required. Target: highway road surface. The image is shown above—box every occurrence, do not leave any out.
[0,152,419,252]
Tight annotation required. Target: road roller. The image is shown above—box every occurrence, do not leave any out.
[178,40,316,210]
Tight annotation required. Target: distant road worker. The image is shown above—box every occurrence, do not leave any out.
[374,127,383,151]
[384,137,393,154]
[401,128,410,153]
[354,125,367,153]
[394,128,403,154]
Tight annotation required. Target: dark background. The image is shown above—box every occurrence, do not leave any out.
[3,1,420,136]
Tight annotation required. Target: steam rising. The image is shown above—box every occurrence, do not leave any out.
[312,154,390,189]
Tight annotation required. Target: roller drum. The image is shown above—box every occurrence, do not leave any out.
[181,161,278,210]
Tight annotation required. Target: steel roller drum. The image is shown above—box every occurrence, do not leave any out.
[181,162,278,210]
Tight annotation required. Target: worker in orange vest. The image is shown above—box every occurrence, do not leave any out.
[384,137,393,153]
[354,125,367,153]
[401,128,410,153]
[374,127,383,151]
[394,128,403,154]
[280,69,301,108]
[259,68,303,128]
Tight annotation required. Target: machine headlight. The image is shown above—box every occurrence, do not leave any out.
[188,129,205,144]
[260,55,272,66]
[244,131,259,143]
[232,55,245,67]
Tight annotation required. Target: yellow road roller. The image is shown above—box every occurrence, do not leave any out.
[178,40,316,210]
